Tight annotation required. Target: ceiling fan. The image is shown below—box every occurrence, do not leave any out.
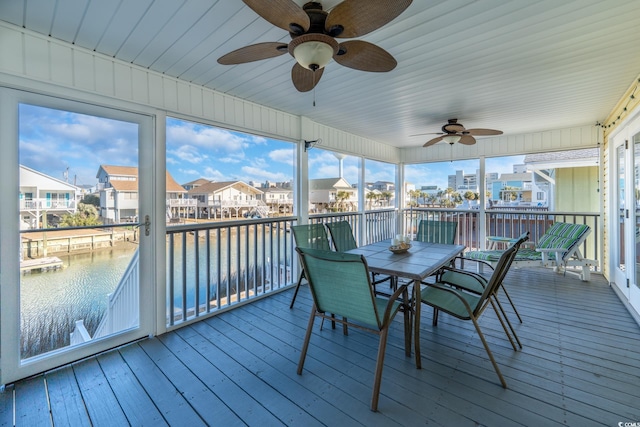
[217,0,412,92]
[421,119,503,147]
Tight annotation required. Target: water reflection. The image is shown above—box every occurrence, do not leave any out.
[20,244,137,359]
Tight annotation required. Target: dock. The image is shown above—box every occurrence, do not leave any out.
[20,257,64,274]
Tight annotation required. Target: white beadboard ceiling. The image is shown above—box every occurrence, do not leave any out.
[2,0,640,147]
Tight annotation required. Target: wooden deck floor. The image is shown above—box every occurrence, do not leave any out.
[2,267,640,426]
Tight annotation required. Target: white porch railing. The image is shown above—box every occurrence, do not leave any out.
[66,211,395,344]
[401,207,601,272]
[20,198,76,210]
[168,198,198,208]
[70,249,139,344]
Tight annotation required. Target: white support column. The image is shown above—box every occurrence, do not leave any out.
[358,156,366,246]
[397,162,405,238]
[297,118,312,224]
[479,156,487,250]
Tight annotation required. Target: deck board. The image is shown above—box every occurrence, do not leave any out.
[72,357,132,427]
[2,267,640,426]
[0,384,14,427]
[13,377,49,426]
[118,344,207,427]
[45,366,90,426]
[96,350,168,426]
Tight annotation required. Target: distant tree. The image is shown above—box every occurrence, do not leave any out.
[381,191,393,206]
[59,203,101,227]
[366,191,378,209]
[463,191,476,201]
[407,189,420,207]
[81,194,100,207]
[334,190,351,211]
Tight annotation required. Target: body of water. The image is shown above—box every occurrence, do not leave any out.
[20,227,294,358]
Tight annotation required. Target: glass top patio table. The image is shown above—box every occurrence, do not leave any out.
[347,240,466,369]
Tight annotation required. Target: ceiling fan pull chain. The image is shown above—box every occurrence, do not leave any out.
[313,72,316,107]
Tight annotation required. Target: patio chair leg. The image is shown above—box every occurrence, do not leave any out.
[493,296,522,349]
[371,328,390,412]
[290,270,305,309]
[489,299,518,351]
[471,315,507,388]
[297,305,318,375]
[500,285,522,323]
[432,308,439,326]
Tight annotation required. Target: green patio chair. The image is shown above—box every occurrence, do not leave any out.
[420,242,520,388]
[295,247,410,412]
[416,219,459,283]
[415,219,458,244]
[290,223,331,308]
[325,220,394,291]
[437,232,529,350]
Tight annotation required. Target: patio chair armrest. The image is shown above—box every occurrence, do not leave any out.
[438,267,487,294]
[455,255,495,271]
[379,282,410,324]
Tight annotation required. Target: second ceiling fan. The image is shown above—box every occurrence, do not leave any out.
[422,119,503,147]
[217,0,412,92]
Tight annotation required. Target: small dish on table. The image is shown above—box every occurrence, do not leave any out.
[389,242,411,254]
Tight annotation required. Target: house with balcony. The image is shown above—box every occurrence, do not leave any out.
[2,1,640,425]
[187,180,266,219]
[489,172,545,206]
[309,177,358,212]
[19,165,80,229]
[97,165,193,222]
[262,185,294,215]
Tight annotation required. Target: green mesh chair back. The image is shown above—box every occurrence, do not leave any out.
[291,223,331,251]
[326,221,358,252]
[295,246,409,411]
[416,220,458,244]
[420,242,520,388]
[289,223,331,308]
[326,220,393,289]
[296,247,384,329]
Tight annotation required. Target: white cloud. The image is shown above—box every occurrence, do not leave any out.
[202,167,227,182]
[269,149,294,165]
[169,145,209,164]
[241,166,291,183]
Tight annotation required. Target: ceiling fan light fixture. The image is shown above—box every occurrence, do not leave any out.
[289,34,338,70]
[442,135,462,144]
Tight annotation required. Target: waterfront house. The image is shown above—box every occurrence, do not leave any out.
[262,185,294,215]
[309,177,358,212]
[96,165,193,222]
[187,180,266,219]
[1,1,640,424]
[19,165,80,229]
[181,178,211,191]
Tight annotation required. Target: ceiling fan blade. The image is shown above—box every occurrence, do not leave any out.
[410,132,444,137]
[459,135,476,145]
[334,41,397,72]
[291,63,324,92]
[218,42,288,65]
[423,136,443,147]
[326,0,412,38]
[466,128,504,136]
[243,0,309,33]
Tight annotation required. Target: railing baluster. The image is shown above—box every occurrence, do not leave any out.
[181,231,187,322]
[206,230,211,314]
[169,233,174,326]
[194,229,200,317]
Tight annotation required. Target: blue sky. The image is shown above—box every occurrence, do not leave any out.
[18,104,522,190]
